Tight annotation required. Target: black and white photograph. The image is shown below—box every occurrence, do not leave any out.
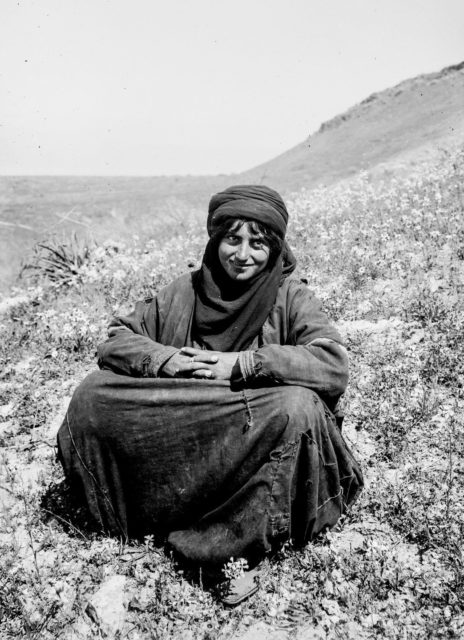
[1,1,463,638]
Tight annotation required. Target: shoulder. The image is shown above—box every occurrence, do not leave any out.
[267,276,321,335]
[276,276,334,330]
[278,277,344,344]
[276,276,318,309]
[144,272,196,306]
[158,272,196,298]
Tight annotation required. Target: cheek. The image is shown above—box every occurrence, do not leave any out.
[256,248,270,267]
[217,242,230,267]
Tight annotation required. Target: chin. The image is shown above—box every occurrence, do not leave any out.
[227,273,246,281]
[229,270,255,281]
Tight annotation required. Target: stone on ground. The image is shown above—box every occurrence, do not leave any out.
[232,621,289,640]
[87,574,128,638]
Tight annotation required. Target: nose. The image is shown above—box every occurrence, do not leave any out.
[236,241,250,262]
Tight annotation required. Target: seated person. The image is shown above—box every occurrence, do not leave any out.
[57,185,363,603]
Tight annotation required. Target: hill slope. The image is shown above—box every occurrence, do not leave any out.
[1,61,463,293]
[239,62,464,191]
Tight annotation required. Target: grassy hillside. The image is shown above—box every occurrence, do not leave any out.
[240,62,464,191]
[0,144,463,638]
[1,61,463,295]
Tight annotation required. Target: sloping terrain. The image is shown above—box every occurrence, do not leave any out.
[1,61,463,294]
[239,62,464,191]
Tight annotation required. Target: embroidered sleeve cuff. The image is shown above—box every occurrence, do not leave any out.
[231,351,262,388]
[238,350,256,381]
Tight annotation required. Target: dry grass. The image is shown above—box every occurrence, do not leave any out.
[0,146,463,638]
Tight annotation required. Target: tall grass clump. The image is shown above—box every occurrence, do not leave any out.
[21,233,95,287]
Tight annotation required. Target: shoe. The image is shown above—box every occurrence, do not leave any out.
[221,567,260,606]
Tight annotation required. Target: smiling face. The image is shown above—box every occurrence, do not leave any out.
[218,221,271,281]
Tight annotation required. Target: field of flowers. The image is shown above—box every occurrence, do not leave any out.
[0,146,463,639]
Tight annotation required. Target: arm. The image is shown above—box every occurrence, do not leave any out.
[234,282,349,407]
[97,296,218,378]
[97,299,179,377]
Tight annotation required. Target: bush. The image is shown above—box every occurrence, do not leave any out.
[21,233,95,287]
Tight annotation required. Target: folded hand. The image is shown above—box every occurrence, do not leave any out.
[161,349,219,379]
[161,347,239,380]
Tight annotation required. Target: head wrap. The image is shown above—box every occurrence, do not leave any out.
[194,185,297,351]
[207,185,288,239]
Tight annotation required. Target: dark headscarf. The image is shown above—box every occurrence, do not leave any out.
[194,185,297,351]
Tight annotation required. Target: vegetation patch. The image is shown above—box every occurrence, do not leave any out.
[1,149,463,638]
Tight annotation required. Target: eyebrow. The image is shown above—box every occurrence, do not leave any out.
[228,226,264,238]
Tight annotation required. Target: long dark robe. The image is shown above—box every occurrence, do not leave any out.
[58,373,361,565]
[57,275,363,566]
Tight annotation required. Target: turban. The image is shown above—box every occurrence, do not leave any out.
[207,185,289,239]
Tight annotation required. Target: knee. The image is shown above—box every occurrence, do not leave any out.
[76,369,112,398]
[72,372,99,406]
[276,385,323,420]
[66,371,106,428]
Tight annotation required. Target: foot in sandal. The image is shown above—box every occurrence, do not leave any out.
[221,566,261,606]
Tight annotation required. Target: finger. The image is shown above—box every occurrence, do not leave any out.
[180,347,218,363]
[191,369,214,378]
[180,347,203,356]
[189,354,218,364]
[180,351,218,364]
[189,361,214,372]
[178,361,213,373]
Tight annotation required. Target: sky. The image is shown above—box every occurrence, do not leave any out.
[1,0,463,176]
